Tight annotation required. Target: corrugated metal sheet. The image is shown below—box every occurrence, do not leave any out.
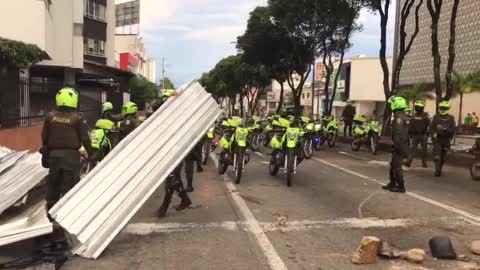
[0,152,48,215]
[49,82,221,259]
[0,150,28,175]
[0,201,52,247]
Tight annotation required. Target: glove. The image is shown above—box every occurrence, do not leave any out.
[39,146,49,168]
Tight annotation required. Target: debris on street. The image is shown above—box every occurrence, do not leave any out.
[351,236,381,264]
[400,248,427,264]
[429,236,457,259]
[470,240,480,255]
[378,240,401,258]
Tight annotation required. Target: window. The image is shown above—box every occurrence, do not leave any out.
[84,0,106,21]
[84,38,106,57]
[116,0,140,27]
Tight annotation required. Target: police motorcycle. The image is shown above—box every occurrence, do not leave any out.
[351,115,381,155]
[471,138,480,181]
[218,116,251,184]
[299,116,315,159]
[318,115,340,148]
[268,116,303,187]
[247,115,263,152]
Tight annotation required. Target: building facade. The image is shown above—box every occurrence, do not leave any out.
[394,0,480,119]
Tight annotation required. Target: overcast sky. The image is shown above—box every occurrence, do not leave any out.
[140,0,396,87]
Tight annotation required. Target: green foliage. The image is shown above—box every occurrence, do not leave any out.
[161,77,175,90]
[451,70,480,95]
[0,37,45,69]
[397,83,433,103]
[129,75,157,110]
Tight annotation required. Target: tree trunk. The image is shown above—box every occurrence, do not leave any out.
[239,94,245,117]
[444,0,460,101]
[427,0,443,111]
[328,49,346,115]
[392,0,423,91]
[322,49,334,114]
[379,0,392,97]
[276,82,284,114]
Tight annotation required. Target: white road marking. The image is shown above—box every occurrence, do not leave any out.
[338,151,368,160]
[260,161,270,165]
[358,190,381,218]
[255,151,267,158]
[313,157,480,226]
[124,217,420,235]
[210,153,288,270]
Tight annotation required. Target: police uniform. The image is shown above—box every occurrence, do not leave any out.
[42,108,93,210]
[390,110,409,192]
[185,141,203,192]
[118,114,142,141]
[406,111,430,167]
[430,114,455,176]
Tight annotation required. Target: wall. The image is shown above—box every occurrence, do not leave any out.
[424,92,480,123]
[0,0,50,55]
[349,57,393,101]
[105,0,116,67]
[0,123,43,152]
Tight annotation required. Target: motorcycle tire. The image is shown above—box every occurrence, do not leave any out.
[202,140,211,165]
[218,158,228,175]
[351,137,361,151]
[314,141,321,151]
[286,148,295,187]
[471,160,480,181]
[235,152,244,184]
[303,139,313,159]
[250,133,260,152]
[269,158,279,176]
[327,133,336,148]
[370,136,377,155]
[319,135,327,146]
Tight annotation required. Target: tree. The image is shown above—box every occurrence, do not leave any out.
[426,0,443,108]
[129,75,157,110]
[161,77,175,90]
[397,82,433,108]
[444,0,461,101]
[450,70,480,126]
[392,0,424,91]
[0,37,46,69]
[268,0,317,116]
[237,6,290,114]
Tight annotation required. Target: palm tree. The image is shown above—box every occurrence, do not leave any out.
[450,70,480,126]
[397,83,434,109]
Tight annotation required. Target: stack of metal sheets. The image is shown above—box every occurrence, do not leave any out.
[49,82,221,259]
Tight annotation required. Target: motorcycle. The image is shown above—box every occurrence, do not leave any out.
[471,138,480,181]
[268,117,302,187]
[247,115,262,152]
[351,115,381,155]
[218,117,250,184]
[318,116,339,148]
[300,116,315,159]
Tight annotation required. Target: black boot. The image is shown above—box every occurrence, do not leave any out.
[434,159,442,177]
[175,192,192,211]
[422,160,428,168]
[382,182,395,190]
[389,181,406,193]
[197,165,203,172]
[186,178,194,192]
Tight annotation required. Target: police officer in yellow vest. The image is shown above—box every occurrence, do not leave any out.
[41,87,95,210]
[118,101,142,141]
[405,100,430,168]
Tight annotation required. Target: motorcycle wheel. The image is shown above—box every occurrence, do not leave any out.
[327,133,337,148]
[471,160,480,181]
[319,135,327,146]
[218,152,228,175]
[250,133,260,152]
[235,151,244,184]
[314,140,321,151]
[286,148,295,187]
[351,137,361,151]
[303,139,313,159]
[269,157,279,176]
[370,135,377,155]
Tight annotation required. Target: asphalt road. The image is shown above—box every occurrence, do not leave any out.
[63,143,480,270]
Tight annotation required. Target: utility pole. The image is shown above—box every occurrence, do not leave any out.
[162,58,166,90]
[312,0,319,116]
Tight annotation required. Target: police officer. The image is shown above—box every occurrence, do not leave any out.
[383,96,409,193]
[430,100,456,177]
[405,100,430,168]
[118,101,142,141]
[101,102,122,123]
[341,100,356,137]
[41,87,95,210]
[158,162,193,217]
[185,142,203,192]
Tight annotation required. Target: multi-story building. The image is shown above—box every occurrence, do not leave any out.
[114,0,156,83]
[0,0,133,149]
[394,0,480,119]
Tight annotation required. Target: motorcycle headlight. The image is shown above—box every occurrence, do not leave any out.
[288,131,297,140]
[208,127,214,133]
[237,130,247,141]
[315,124,321,130]
[307,125,314,131]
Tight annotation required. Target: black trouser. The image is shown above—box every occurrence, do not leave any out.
[433,141,449,174]
[407,134,428,164]
[47,149,80,210]
[185,154,195,188]
[344,121,353,137]
[160,163,188,210]
[389,149,406,188]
